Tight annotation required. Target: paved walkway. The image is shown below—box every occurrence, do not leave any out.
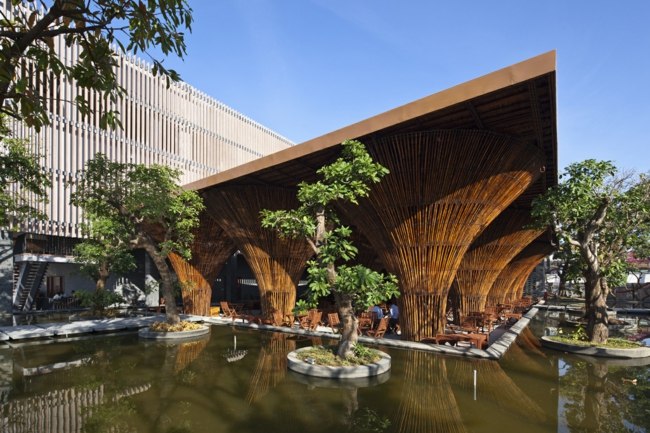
[0,308,542,360]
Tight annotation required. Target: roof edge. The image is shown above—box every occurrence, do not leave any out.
[186,50,556,191]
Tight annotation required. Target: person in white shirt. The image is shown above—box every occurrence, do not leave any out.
[387,300,399,334]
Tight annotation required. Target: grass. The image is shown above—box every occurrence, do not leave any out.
[548,335,643,349]
[296,344,382,366]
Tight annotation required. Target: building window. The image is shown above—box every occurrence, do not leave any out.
[47,276,64,297]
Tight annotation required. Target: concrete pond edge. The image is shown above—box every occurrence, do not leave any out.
[287,346,391,379]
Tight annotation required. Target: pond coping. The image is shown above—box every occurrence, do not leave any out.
[0,307,541,360]
[539,336,650,359]
[203,304,544,361]
[287,346,391,379]
[138,324,210,340]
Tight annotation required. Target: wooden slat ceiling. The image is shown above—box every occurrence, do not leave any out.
[187,51,557,204]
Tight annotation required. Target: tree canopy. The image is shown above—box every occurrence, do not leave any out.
[261,140,398,358]
[71,153,204,322]
[532,159,650,342]
[0,116,49,226]
[0,0,192,130]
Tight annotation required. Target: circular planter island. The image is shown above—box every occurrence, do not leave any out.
[138,324,210,341]
[287,346,391,379]
[540,336,650,359]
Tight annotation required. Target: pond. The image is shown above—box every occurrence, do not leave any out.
[0,312,648,433]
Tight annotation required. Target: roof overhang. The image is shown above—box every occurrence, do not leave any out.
[186,50,557,199]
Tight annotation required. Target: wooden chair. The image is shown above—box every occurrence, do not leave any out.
[366,317,389,339]
[220,301,245,322]
[299,309,322,331]
[327,312,341,333]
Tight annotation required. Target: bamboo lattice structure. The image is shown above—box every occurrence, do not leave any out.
[395,351,467,433]
[168,212,236,316]
[245,333,296,404]
[339,131,543,340]
[487,238,554,305]
[204,186,313,318]
[453,209,544,317]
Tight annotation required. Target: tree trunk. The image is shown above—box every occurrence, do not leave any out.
[96,262,109,292]
[584,271,609,344]
[336,293,359,359]
[142,242,180,324]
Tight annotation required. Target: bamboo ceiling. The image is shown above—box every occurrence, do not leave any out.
[340,130,543,340]
[189,51,558,340]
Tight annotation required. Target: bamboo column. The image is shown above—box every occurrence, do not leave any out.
[453,209,543,318]
[204,186,313,318]
[340,131,543,340]
[487,238,554,305]
[168,212,235,316]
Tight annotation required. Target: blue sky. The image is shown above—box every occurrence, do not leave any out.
[156,1,650,172]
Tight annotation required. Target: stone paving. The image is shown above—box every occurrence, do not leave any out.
[0,308,541,360]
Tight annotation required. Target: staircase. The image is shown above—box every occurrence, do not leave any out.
[13,262,49,311]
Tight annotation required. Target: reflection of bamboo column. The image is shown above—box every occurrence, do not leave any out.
[169,212,235,316]
[448,359,546,422]
[340,131,543,340]
[487,237,554,304]
[395,351,467,433]
[454,209,542,317]
[205,186,313,318]
[175,338,210,373]
[246,333,296,404]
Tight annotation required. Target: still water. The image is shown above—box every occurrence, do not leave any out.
[0,314,648,433]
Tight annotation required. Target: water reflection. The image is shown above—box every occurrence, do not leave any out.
[558,355,650,433]
[395,351,467,433]
[0,322,648,432]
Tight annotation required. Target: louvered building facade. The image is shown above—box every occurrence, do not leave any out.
[0,0,293,313]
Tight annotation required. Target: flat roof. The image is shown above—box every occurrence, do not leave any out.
[186,50,557,201]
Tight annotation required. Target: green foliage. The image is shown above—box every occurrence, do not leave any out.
[74,289,125,314]
[0,0,192,130]
[296,345,382,366]
[70,153,204,260]
[532,159,650,290]
[261,140,398,312]
[0,116,49,226]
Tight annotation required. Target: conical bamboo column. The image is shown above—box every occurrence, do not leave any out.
[204,186,313,318]
[395,351,467,433]
[168,213,235,316]
[340,131,543,340]
[454,209,543,318]
[487,238,554,305]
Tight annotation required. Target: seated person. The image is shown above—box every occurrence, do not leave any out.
[370,305,384,328]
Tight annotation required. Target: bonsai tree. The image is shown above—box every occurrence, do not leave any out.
[261,140,399,359]
[71,153,204,323]
[532,159,650,343]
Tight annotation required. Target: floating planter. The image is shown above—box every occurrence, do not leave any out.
[287,346,391,379]
[540,336,650,359]
[138,322,210,340]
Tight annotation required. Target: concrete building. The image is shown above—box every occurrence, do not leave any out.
[0,0,293,314]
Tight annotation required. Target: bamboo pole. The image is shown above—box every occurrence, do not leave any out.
[204,186,313,318]
[168,212,235,316]
[339,130,544,340]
